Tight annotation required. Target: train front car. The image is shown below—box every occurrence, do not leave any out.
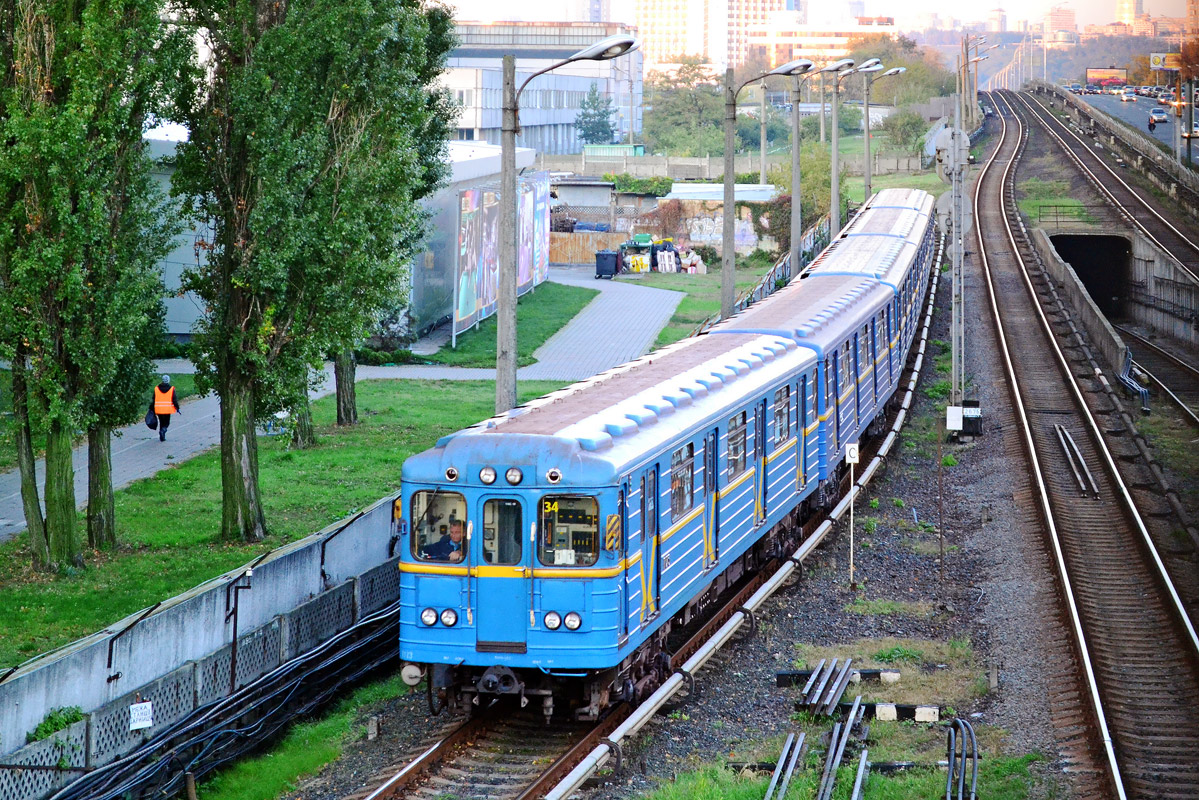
[398,421,623,719]
[398,331,823,721]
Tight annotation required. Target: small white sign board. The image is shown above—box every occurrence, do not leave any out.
[946,406,964,432]
[845,443,860,465]
[129,701,154,731]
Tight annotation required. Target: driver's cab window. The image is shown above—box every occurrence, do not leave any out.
[411,491,466,562]
[538,496,599,566]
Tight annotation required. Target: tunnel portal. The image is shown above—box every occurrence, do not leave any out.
[1049,234,1132,320]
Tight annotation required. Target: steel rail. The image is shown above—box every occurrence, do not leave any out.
[992,90,1199,656]
[1131,360,1199,426]
[987,88,1199,798]
[544,236,948,800]
[973,90,1126,800]
[1114,325,1199,379]
[1015,90,1199,284]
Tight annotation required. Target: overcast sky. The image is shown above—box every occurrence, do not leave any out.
[450,0,1187,30]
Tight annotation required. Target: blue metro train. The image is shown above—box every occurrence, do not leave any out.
[396,188,937,718]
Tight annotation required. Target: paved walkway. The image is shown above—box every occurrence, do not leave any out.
[0,267,682,542]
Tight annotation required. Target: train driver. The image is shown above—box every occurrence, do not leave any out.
[422,519,466,562]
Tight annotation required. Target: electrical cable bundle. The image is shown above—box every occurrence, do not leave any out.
[49,602,401,800]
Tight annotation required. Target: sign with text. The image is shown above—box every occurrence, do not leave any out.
[1150,53,1181,71]
[129,701,153,731]
[845,442,860,465]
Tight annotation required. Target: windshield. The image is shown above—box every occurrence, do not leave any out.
[411,490,466,562]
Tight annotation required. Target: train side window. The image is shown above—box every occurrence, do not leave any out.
[670,443,694,519]
[410,490,466,561]
[538,496,599,567]
[773,385,790,442]
[728,412,747,479]
[799,375,808,485]
[482,499,522,565]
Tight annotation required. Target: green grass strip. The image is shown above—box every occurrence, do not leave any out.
[422,282,598,367]
[0,379,564,667]
[199,674,407,800]
[845,171,947,205]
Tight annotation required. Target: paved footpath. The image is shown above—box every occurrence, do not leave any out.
[0,267,682,542]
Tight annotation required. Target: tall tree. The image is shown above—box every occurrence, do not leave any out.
[576,83,615,144]
[0,0,181,568]
[171,0,454,541]
[643,57,724,156]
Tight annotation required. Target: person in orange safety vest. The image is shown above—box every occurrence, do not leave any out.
[151,375,181,442]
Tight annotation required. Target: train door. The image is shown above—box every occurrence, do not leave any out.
[886,304,895,386]
[871,316,879,403]
[640,467,660,622]
[832,350,842,456]
[798,374,808,490]
[474,497,529,653]
[754,399,768,525]
[619,480,630,643]
[703,429,719,569]
[852,332,861,431]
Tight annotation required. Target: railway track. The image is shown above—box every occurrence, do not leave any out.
[1114,324,1199,425]
[977,90,1199,800]
[1014,89,1199,282]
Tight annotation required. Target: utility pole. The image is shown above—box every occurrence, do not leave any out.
[819,72,826,143]
[760,79,768,183]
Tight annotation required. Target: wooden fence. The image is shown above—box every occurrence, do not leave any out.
[549,231,628,265]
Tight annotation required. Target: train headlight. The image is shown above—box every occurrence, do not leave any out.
[420,607,438,626]
[440,608,458,627]
[445,467,459,481]
[505,467,523,485]
[544,611,562,630]
[479,467,497,485]
[564,612,582,631]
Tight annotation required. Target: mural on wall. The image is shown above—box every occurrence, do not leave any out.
[454,172,550,338]
[676,201,763,254]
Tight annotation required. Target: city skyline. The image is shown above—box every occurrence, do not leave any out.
[446,0,1186,31]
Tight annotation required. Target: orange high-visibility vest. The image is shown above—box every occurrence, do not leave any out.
[153,386,176,415]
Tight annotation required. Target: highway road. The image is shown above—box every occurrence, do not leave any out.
[1075,90,1197,155]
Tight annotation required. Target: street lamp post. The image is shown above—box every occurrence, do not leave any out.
[862,66,905,201]
[788,63,818,277]
[721,58,815,320]
[824,58,863,237]
[497,35,638,413]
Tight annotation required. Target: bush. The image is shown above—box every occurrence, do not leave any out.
[693,245,718,266]
[881,108,930,155]
[601,173,673,197]
[27,707,85,744]
[353,348,420,366]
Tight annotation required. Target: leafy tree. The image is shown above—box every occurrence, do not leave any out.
[881,109,930,155]
[643,57,724,156]
[576,83,615,144]
[766,141,845,226]
[735,107,790,153]
[845,34,954,108]
[0,0,182,569]
[171,0,455,541]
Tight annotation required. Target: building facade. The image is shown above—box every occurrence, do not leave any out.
[448,22,643,155]
[747,13,897,68]
[1115,0,1144,26]
[1044,6,1076,33]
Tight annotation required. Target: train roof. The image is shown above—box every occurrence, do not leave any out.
[707,188,933,352]
[403,332,819,487]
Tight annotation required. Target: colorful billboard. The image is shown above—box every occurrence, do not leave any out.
[453,171,550,339]
[1150,53,1182,71]
[1085,67,1127,85]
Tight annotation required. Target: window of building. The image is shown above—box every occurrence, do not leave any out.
[728,412,747,479]
[538,496,599,567]
[773,385,790,442]
[671,443,694,519]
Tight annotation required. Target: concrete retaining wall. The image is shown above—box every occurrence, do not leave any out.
[1032,228,1128,374]
[1129,233,1199,348]
[0,493,402,800]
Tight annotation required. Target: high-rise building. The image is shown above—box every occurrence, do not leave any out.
[634,0,792,70]
[988,8,1007,32]
[1045,6,1076,33]
[1114,0,1143,26]
[1189,0,1199,37]
[747,12,896,67]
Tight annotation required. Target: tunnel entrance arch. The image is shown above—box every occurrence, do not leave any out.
[1049,234,1132,320]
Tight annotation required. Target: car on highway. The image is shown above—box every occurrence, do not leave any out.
[1069,83,1083,94]
[1149,107,1169,124]
[1120,91,1137,102]
[1085,84,1099,94]
[1160,92,1176,105]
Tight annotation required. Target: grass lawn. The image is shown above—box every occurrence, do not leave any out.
[847,170,946,205]
[617,250,779,349]
[422,282,598,368]
[0,372,199,473]
[0,379,563,668]
[1016,177,1093,225]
